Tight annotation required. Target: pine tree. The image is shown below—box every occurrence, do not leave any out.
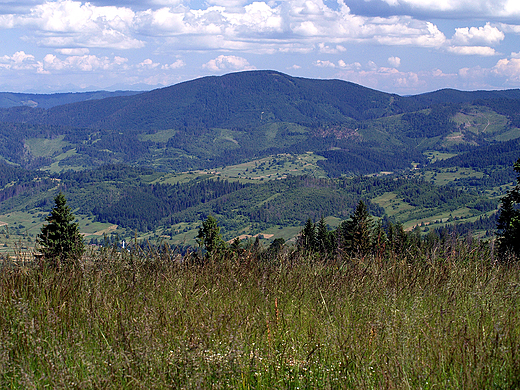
[496,158,520,259]
[37,192,84,269]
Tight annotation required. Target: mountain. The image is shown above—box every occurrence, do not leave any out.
[2,68,520,249]
[0,70,519,174]
[0,70,415,130]
[0,90,143,109]
[410,88,520,106]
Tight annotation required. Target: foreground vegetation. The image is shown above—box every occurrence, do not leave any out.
[1,239,519,388]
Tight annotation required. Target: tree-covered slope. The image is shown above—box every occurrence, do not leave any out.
[0,70,520,176]
[0,71,418,131]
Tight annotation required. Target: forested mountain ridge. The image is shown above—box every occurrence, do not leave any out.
[1,70,520,174]
[0,71,412,130]
[0,90,142,109]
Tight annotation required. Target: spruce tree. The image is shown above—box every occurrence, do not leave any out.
[316,217,333,256]
[496,158,520,259]
[298,218,316,252]
[341,200,373,256]
[37,192,84,269]
[197,215,226,255]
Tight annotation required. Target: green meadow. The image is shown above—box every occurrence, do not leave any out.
[1,241,519,389]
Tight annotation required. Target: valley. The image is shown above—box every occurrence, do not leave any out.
[1,70,520,255]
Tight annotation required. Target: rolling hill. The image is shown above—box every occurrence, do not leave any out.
[1,70,520,250]
[0,70,519,174]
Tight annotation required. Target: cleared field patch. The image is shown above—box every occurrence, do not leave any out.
[0,211,42,256]
[420,167,484,186]
[493,127,520,142]
[424,151,457,163]
[453,107,509,135]
[402,207,475,230]
[91,224,118,236]
[217,153,327,180]
[372,192,414,218]
[151,171,213,185]
[25,136,70,157]
[139,129,177,142]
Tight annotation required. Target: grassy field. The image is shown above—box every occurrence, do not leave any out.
[24,136,70,158]
[0,241,519,388]
[0,211,125,257]
[418,167,484,186]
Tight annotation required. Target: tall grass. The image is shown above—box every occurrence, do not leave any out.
[1,240,519,389]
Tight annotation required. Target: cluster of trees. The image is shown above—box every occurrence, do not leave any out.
[295,201,422,258]
[316,147,424,176]
[496,158,520,258]
[432,214,497,238]
[92,178,249,231]
[27,156,520,270]
[433,137,520,170]
[402,104,457,138]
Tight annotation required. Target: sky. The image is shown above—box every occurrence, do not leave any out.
[1,0,520,95]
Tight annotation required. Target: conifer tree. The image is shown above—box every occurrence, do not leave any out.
[37,192,84,269]
[496,158,520,259]
[341,200,373,256]
[197,215,226,255]
[298,218,316,252]
[316,217,333,256]
[372,220,388,257]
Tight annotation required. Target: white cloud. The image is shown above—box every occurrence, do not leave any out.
[388,56,401,67]
[0,0,452,56]
[132,0,449,52]
[337,66,426,92]
[367,60,378,70]
[380,0,520,18]
[315,59,335,68]
[499,23,520,33]
[493,58,520,81]
[293,21,320,36]
[448,46,497,56]
[9,0,144,49]
[0,14,15,28]
[55,48,90,55]
[451,23,504,46]
[318,43,346,54]
[43,54,129,72]
[162,59,185,69]
[202,55,255,71]
[374,21,446,48]
[0,51,40,70]
[205,0,250,7]
[338,60,362,70]
[139,58,161,68]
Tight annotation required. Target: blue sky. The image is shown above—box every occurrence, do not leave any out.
[1,0,520,94]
